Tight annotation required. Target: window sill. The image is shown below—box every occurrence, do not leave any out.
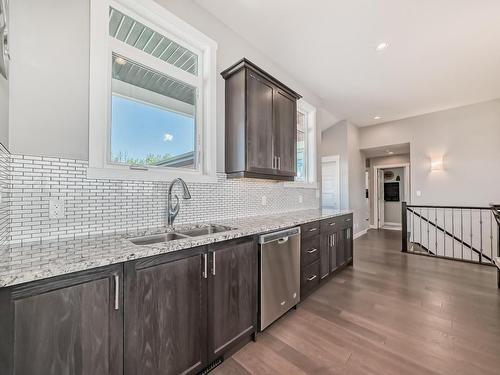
[86,167,218,183]
[283,181,318,189]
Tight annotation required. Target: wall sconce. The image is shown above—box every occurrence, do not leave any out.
[431,157,443,171]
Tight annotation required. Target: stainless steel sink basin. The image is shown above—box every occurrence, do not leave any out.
[128,232,190,246]
[177,224,234,237]
[128,224,234,246]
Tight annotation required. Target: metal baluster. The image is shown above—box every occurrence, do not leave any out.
[470,209,473,261]
[461,208,464,260]
[420,208,422,249]
[428,208,431,254]
[412,208,415,249]
[443,209,446,257]
[490,212,494,264]
[479,210,483,264]
[434,208,437,255]
[452,208,455,259]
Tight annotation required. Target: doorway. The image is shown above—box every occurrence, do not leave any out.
[373,164,410,230]
[321,155,340,209]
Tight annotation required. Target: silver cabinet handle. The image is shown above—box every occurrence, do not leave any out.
[278,236,289,244]
[202,253,208,279]
[308,227,318,232]
[307,275,317,282]
[329,222,336,226]
[278,157,281,170]
[332,234,335,245]
[345,218,351,222]
[328,235,332,247]
[307,248,318,254]
[114,274,120,310]
[212,252,216,276]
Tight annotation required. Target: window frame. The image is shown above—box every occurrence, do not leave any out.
[88,0,217,182]
[285,99,318,189]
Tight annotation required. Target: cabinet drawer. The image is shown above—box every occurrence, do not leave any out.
[301,221,320,239]
[321,217,342,234]
[301,259,320,298]
[301,236,320,267]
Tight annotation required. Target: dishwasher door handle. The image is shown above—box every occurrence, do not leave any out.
[277,237,289,244]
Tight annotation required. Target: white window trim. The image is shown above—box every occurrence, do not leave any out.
[88,0,217,182]
[284,99,318,189]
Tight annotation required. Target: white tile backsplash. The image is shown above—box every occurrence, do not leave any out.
[9,154,319,243]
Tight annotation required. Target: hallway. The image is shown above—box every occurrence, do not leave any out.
[214,229,500,375]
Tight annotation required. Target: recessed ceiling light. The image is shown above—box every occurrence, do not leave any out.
[374,116,382,120]
[115,57,127,65]
[376,42,389,51]
[387,151,394,155]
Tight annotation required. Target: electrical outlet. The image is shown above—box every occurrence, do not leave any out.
[416,190,422,197]
[49,199,65,219]
[261,196,267,206]
[298,195,303,203]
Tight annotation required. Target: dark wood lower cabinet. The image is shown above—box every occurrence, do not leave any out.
[124,247,207,375]
[0,265,123,375]
[208,238,257,362]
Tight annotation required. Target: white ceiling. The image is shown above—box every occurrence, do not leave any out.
[195,0,500,127]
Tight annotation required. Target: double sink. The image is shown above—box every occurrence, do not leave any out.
[128,224,234,246]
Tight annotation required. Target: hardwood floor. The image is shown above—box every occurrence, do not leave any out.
[213,229,500,375]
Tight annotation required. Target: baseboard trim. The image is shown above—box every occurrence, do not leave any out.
[384,221,401,226]
[369,225,377,229]
[354,229,368,239]
[382,225,401,231]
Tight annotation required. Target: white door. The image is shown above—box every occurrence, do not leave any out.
[378,169,385,228]
[321,156,340,209]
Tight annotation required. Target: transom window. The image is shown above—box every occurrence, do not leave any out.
[89,0,217,182]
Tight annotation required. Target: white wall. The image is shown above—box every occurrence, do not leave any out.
[8,0,338,170]
[9,0,90,159]
[321,120,369,235]
[0,74,7,147]
[360,99,500,206]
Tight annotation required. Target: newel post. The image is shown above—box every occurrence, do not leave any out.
[401,201,408,252]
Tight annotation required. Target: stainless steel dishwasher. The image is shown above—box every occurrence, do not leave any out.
[259,227,301,330]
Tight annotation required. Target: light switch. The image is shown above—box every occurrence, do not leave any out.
[416,190,422,197]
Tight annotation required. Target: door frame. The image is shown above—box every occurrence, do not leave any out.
[373,163,410,229]
[321,155,341,209]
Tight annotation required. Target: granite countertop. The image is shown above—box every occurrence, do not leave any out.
[0,209,352,288]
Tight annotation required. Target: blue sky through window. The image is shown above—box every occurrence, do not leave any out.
[111,95,195,165]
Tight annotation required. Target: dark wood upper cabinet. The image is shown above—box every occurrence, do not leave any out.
[124,247,207,375]
[207,238,257,362]
[222,58,301,181]
[1,265,123,375]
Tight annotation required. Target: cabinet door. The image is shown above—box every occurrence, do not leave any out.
[208,238,256,361]
[320,234,330,279]
[335,231,345,270]
[246,71,275,174]
[12,266,123,375]
[273,89,297,177]
[345,227,353,263]
[125,250,207,375]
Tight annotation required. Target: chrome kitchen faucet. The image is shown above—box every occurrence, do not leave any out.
[167,178,192,228]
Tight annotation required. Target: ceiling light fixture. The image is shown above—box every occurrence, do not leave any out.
[376,42,389,51]
[387,151,394,155]
[374,116,382,120]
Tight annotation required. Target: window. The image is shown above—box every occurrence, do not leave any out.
[89,0,217,182]
[287,100,317,188]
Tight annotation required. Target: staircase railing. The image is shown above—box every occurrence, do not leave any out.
[491,205,500,288]
[401,202,498,267]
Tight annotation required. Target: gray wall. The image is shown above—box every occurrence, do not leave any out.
[8,0,338,169]
[360,99,500,207]
[0,74,7,147]
[367,154,410,226]
[321,120,369,235]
